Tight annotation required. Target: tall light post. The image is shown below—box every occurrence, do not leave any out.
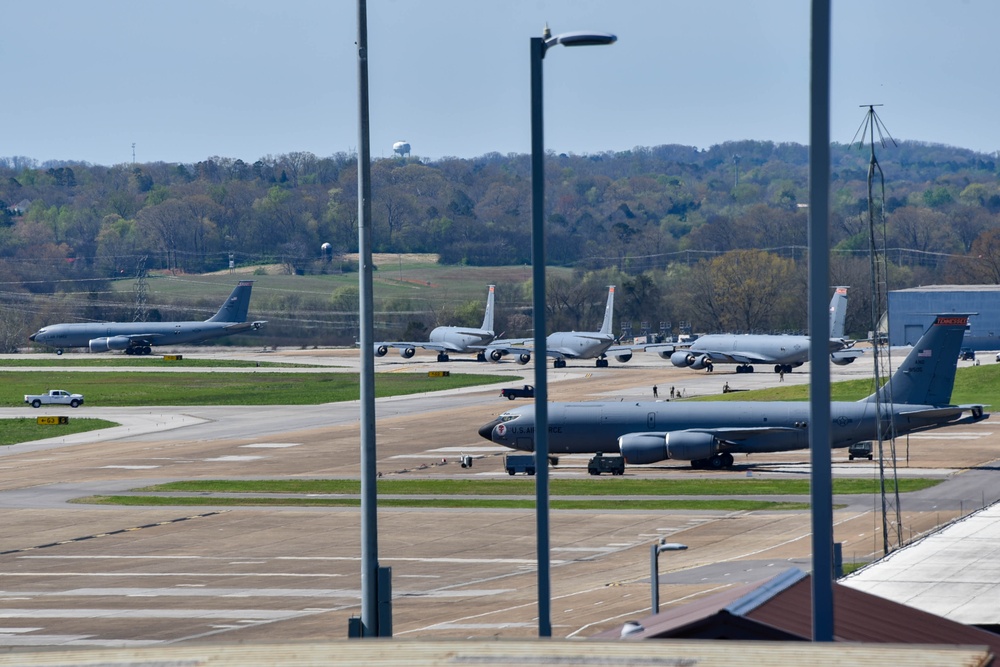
[650,541,687,614]
[530,26,616,638]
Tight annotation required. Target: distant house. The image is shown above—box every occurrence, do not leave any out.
[7,198,31,214]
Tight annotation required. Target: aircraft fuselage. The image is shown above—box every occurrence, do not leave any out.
[482,400,966,457]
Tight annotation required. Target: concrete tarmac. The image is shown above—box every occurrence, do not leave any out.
[0,348,996,647]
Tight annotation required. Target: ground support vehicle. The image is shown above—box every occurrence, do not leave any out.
[588,452,625,475]
[504,454,536,475]
[24,390,84,409]
[500,385,534,400]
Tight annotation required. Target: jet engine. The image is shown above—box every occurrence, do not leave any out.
[399,347,416,359]
[618,433,668,464]
[517,353,531,365]
[830,350,863,366]
[670,351,711,370]
[615,352,633,363]
[489,349,505,362]
[89,336,132,353]
[375,345,389,357]
[664,431,718,461]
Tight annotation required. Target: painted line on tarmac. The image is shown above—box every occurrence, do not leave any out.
[0,511,229,556]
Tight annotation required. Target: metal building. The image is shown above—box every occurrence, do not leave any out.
[888,285,998,350]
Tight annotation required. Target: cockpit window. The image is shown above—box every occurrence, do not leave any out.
[499,413,519,423]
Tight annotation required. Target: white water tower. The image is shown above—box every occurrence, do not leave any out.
[392,141,410,157]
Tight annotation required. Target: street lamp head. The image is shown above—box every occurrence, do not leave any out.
[540,29,617,57]
[547,30,617,47]
[656,542,688,553]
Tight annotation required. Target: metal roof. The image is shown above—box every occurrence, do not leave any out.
[893,284,1000,293]
[843,502,1000,625]
[595,567,1000,658]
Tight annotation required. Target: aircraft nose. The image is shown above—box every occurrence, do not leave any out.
[478,418,501,441]
[28,332,36,342]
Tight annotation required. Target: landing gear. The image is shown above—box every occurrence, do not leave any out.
[476,351,486,362]
[774,364,792,374]
[736,365,754,374]
[125,346,152,356]
[690,453,734,469]
[596,358,609,368]
[437,353,450,362]
[56,349,63,355]
[553,358,567,369]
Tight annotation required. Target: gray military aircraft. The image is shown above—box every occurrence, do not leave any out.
[479,314,987,470]
[660,286,862,374]
[374,284,497,362]
[29,280,265,355]
[487,285,641,368]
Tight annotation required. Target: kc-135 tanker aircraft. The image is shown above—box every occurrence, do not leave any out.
[29,281,265,355]
[659,286,862,374]
[374,284,498,362]
[479,314,987,470]
[487,285,646,368]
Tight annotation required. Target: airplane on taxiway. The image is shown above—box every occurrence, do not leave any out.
[479,313,987,470]
[374,284,497,362]
[486,285,642,368]
[659,286,862,374]
[29,280,265,355]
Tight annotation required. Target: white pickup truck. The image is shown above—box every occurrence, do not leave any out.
[24,389,84,409]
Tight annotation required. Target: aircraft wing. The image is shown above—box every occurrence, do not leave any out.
[374,341,455,353]
[698,349,778,365]
[696,426,803,444]
[223,320,266,333]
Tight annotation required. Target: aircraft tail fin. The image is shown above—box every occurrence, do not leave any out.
[481,285,496,333]
[207,281,253,323]
[829,286,848,339]
[599,286,615,335]
[866,314,970,406]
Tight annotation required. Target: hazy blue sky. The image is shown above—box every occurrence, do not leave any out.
[6,1,998,166]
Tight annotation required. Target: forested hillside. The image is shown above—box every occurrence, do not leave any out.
[2,140,999,350]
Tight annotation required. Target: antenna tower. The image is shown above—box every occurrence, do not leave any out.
[853,105,902,555]
[133,255,149,322]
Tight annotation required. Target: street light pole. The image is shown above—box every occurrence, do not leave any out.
[650,541,688,614]
[529,27,615,639]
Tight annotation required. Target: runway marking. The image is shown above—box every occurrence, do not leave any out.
[203,455,264,462]
[426,623,536,630]
[240,443,301,448]
[99,465,160,470]
[4,573,344,579]
[17,555,557,566]
[0,609,313,619]
[426,446,508,453]
[0,512,227,556]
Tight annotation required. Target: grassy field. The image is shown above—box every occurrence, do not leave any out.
[694,363,998,406]
[74,478,939,512]
[3,370,512,407]
[0,418,119,446]
[109,260,569,312]
[136,477,941,496]
[76,495,811,511]
[73,476,940,510]
[0,358,314,368]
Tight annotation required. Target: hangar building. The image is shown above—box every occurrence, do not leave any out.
[888,284,999,350]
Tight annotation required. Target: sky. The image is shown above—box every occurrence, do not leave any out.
[6,0,1000,167]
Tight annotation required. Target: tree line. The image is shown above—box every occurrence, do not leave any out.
[3,139,1000,348]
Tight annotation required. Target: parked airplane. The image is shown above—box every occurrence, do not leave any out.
[660,286,862,374]
[487,285,639,368]
[479,314,987,470]
[373,285,497,362]
[29,280,265,355]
